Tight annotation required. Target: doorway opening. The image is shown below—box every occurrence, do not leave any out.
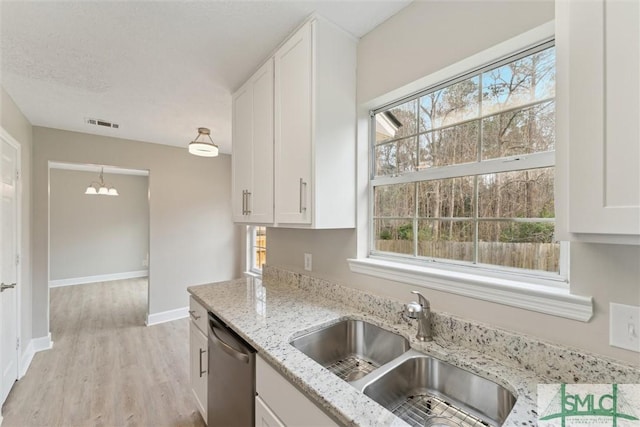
[48,162,150,338]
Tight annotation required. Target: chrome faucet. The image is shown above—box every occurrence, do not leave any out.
[404,290,432,342]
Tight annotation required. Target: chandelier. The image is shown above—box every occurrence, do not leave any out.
[85,168,118,196]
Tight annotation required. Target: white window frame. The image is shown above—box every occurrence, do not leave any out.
[246,225,266,277]
[348,21,593,322]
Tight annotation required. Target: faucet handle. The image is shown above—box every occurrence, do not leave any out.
[404,301,423,319]
[411,290,430,309]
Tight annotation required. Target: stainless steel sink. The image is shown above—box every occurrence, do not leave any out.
[290,319,411,382]
[362,354,516,427]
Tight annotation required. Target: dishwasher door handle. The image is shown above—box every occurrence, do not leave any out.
[209,322,251,364]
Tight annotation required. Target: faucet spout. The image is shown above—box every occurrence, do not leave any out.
[407,291,432,342]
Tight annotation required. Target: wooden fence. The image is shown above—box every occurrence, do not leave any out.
[375,240,560,272]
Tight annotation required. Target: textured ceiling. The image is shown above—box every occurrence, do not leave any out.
[0,1,410,154]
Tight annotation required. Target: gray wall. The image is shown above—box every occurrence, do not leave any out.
[33,127,242,337]
[0,86,33,358]
[49,169,149,281]
[266,1,640,366]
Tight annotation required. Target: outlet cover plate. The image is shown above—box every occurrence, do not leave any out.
[304,253,312,271]
[610,303,640,352]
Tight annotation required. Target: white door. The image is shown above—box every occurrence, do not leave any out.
[0,137,18,404]
[189,324,208,421]
[250,59,274,224]
[274,21,313,224]
[232,81,254,222]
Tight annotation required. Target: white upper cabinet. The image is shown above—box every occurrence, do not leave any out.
[274,22,313,225]
[556,0,640,244]
[232,59,275,224]
[273,17,357,228]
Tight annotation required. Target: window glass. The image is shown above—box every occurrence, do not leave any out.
[371,43,560,275]
[248,226,266,274]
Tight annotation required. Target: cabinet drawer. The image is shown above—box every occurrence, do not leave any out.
[256,355,338,427]
[189,296,208,334]
[256,396,285,427]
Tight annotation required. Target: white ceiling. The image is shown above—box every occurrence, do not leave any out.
[0,0,410,154]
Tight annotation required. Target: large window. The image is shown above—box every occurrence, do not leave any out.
[371,42,560,277]
[247,226,266,275]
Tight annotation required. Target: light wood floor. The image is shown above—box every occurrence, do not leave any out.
[2,278,206,427]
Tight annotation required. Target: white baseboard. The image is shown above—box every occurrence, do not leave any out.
[146,306,189,326]
[19,340,34,378]
[19,333,53,378]
[49,270,149,288]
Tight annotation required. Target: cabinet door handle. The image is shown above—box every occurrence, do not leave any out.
[199,348,207,377]
[0,283,16,292]
[299,178,307,213]
[241,190,246,215]
[189,310,201,320]
[245,191,252,215]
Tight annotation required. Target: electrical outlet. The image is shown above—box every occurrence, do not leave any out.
[304,253,312,271]
[610,303,640,352]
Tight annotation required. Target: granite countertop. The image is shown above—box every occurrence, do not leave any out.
[188,275,546,427]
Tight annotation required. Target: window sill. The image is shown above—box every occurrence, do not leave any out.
[347,257,593,322]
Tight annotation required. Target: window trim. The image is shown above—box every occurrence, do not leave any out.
[245,225,266,277]
[350,20,593,322]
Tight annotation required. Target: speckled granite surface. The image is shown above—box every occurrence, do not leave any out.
[187,266,639,427]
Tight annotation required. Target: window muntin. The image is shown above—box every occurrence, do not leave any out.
[370,42,559,276]
[247,226,266,274]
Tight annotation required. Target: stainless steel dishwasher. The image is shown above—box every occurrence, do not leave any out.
[207,312,256,427]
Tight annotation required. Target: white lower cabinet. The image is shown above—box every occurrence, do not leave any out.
[256,355,338,427]
[189,297,208,423]
[256,396,286,427]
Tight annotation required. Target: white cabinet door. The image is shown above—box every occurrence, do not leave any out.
[189,323,208,422]
[256,356,338,427]
[558,0,640,243]
[274,22,313,225]
[232,81,254,223]
[232,60,274,224]
[250,59,275,224]
[255,396,285,427]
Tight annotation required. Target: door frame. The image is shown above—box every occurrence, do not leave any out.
[0,127,23,384]
[47,161,151,325]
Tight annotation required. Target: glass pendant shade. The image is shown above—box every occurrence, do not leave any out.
[85,168,118,196]
[188,127,219,157]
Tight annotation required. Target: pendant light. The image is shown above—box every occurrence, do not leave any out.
[85,168,119,196]
[188,127,219,157]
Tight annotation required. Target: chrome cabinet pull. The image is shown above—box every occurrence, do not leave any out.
[0,283,16,292]
[189,310,201,320]
[299,178,307,213]
[199,348,207,377]
[241,190,246,215]
[245,191,252,215]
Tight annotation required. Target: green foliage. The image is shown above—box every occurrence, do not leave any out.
[499,222,554,243]
[398,223,413,240]
[379,229,392,240]
[379,223,413,241]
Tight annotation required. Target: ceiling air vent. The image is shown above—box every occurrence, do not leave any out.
[85,118,119,129]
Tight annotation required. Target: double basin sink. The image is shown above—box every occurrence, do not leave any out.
[290,319,516,427]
